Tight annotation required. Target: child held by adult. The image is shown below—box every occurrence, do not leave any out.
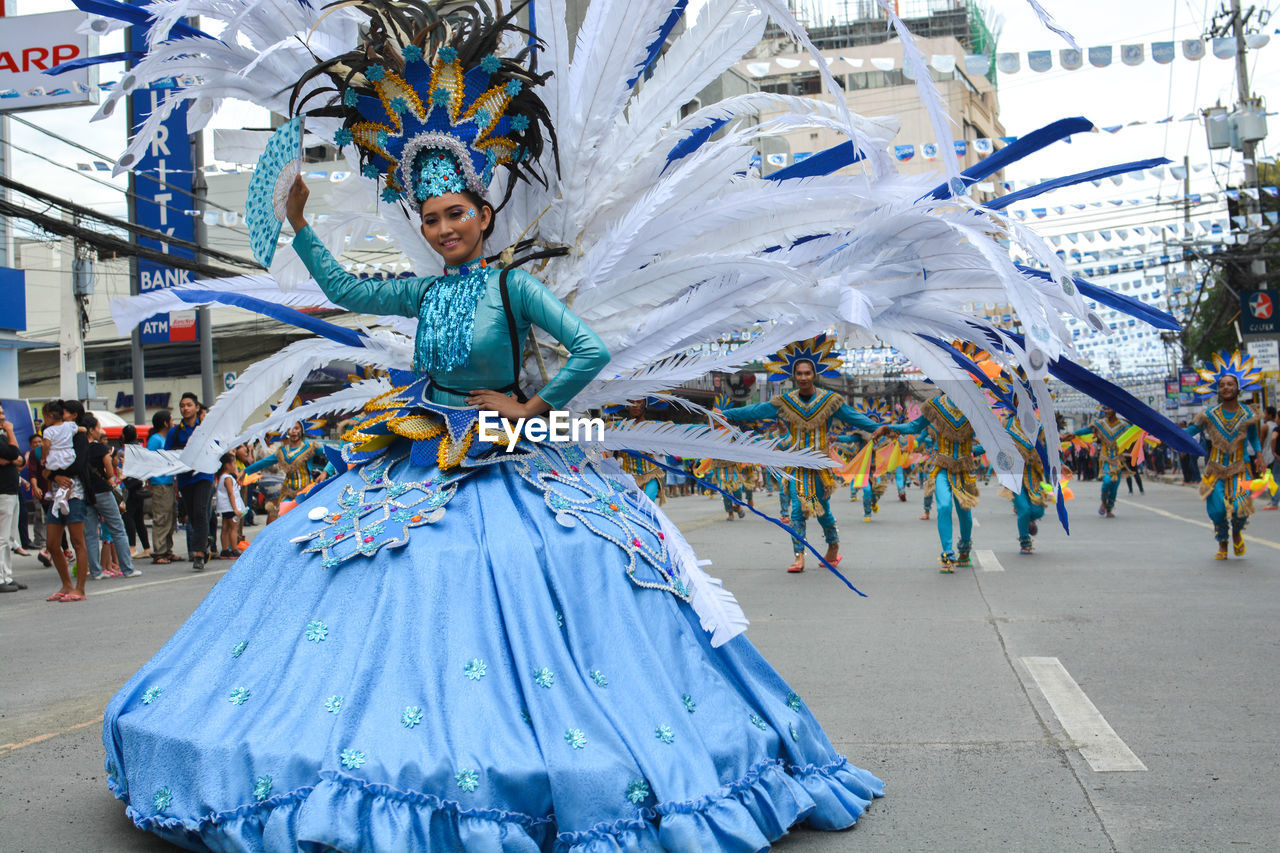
[41,400,91,602]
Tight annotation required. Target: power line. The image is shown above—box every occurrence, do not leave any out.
[5,112,241,216]
[0,175,260,272]
[0,195,250,280]
[5,139,249,237]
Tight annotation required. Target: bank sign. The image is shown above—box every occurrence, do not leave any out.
[131,82,197,343]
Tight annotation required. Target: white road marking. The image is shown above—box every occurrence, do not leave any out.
[975,549,1003,572]
[88,568,230,597]
[972,518,981,528]
[1021,656,1147,772]
[1117,499,1280,552]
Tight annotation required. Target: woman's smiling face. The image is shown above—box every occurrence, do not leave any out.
[420,193,492,266]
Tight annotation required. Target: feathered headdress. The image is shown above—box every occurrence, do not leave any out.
[763,334,843,381]
[1194,350,1264,399]
[292,0,554,208]
[854,398,892,423]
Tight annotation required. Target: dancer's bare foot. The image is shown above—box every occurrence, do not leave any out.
[824,543,840,566]
[786,554,805,573]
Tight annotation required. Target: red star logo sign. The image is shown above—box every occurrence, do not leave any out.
[1249,291,1274,320]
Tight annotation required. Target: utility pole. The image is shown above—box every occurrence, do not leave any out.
[1231,0,1259,203]
[58,211,86,401]
[193,132,215,408]
[124,19,147,425]
[0,115,10,268]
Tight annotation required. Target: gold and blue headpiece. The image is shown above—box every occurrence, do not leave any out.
[764,334,844,382]
[295,1,553,208]
[854,398,893,424]
[1194,349,1264,399]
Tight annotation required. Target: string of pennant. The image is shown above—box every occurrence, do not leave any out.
[84,152,1272,193]
[1010,189,1280,220]
[741,33,1274,80]
[1029,212,1279,247]
[763,119,1277,171]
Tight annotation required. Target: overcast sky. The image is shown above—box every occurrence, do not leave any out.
[6,0,1276,328]
[9,1,1275,210]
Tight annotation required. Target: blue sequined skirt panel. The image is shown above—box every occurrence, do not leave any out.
[102,441,882,852]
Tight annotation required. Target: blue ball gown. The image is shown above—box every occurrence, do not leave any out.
[102,230,883,852]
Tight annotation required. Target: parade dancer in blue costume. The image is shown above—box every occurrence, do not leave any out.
[917,434,935,521]
[721,337,880,573]
[1185,351,1265,560]
[1001,417,1048,555]
[98,5,883,850]
[606,399,669,504]
[833,432,883,521]
[876,394,983,572]
[1066,408,1130,518]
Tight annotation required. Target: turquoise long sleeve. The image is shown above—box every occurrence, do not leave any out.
[721,401,779,422]
[835,405,881,432]
[293,225,432,318]
[292,225,607,409]
[511,271,609,410]
[887,416,929,436]
[244,455,277,476]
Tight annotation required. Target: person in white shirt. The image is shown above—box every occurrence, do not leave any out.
[41,411,81,518]
[214,453,246,559]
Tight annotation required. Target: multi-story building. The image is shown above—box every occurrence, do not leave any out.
[739,0,1005,195]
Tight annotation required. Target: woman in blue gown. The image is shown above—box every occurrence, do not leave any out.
[100,5,882,850]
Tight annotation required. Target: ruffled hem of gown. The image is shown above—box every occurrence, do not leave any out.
[107,755,882,853]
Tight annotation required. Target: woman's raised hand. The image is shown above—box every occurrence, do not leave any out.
[285,174,310,232]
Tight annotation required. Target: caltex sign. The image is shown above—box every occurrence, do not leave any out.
[1241,289,1279,335]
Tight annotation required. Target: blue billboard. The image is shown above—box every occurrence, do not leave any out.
[131,83,197,343]
[0,267,26,332]
[127,0,198,345]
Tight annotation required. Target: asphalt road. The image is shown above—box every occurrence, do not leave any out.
[2,478,1277,852]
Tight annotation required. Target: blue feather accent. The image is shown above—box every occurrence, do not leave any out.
[624,452,866,597]
[927,116,1094,200]
[765,141,864,182]
[665,118,729,167]
[166,289,367,349]
[69,0,211,41]
[916,334,1014,408]
[43,51,144,75]
[986,158,1170,211]
[1001,332,1204,456]
[323,444,349,477]
[629,1,690,88]
[1016,266,1181,332]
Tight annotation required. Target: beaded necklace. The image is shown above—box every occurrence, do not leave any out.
[413,257,489,374]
